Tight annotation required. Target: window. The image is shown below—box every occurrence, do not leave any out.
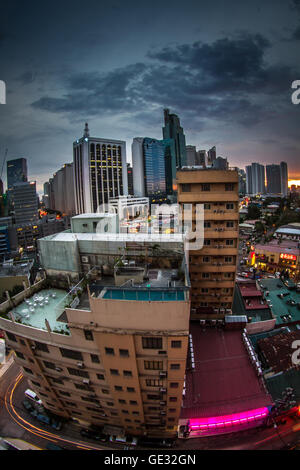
[81,396,99,403]
[123,370,132,377]
[204,239,211,246]
[144,361,163,370]
[90,354,100,363]
[146,379,163,387]
[31,380,41,387]
[225,183,234,191]
[226,240,234,246]
[110,369,119,376]
[226,203,234,210]
[15,351,25,360]
[203,256,210,262]
[43,360,56,370]
[101,389,109,394]
[74,383,90,390]
[65,401,76,407]
[125,419,131,422]
[67,367,89,378]
[106,402,114,406]
[19,339,25,345]
[226,221,234,228]
[60,348,83,361]
[84,330,94,341]
[6,332,17,342]
[121,410,129,414]
[142,337,162,349]
[127,387,135,393]
[105,347,114,356]
[170,382,179,388]
[111,411,118,416]
[130,400,137,405]
[170,364,180,370]
[202,273,209,278]
[169,397,177,402]
[34,341,49,353]
[204,222,211,228]
[224,256,233,263]
[171,341,181,348]
[51,377,63,384]
[115,386,123,391]
[133,412,140,416]
[201,183,210,191]
[23,367,33,374]
[181,183,191,192]
[97,373,104,380]
[168,418,175,422]
[204,203,211,210]
[147,394,160,400]
[119,349,129,357]
[119,399,126,404]
[59,390,71,397]
[201,288,209,293]
[168,408,176,412]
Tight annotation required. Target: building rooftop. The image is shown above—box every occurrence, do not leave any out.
[0,260,34,277]
[257,278,300,325]
[40,231,185,243]
[180,325,272,421]
[10,288,70,333]
[257,330,300,374]
[255,239,300,255]
[232,282,273,323]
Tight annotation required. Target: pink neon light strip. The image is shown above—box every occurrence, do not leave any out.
[189,407,269,430]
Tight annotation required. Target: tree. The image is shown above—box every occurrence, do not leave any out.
[247,204,261,220]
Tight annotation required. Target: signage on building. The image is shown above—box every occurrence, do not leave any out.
[280,253,297,261]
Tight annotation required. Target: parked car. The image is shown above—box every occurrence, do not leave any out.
[22,399,34,412]
[80,428,108,442]
[109,435,138,446]
[139,437,176,448]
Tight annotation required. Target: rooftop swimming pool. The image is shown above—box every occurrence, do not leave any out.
[102,289,185,301]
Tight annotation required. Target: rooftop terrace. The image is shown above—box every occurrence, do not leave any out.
[257,278,300,325]
[10,288,70,333]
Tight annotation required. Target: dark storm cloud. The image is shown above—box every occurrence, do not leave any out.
[31,33,297,130]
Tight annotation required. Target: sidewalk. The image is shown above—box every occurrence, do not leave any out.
[0,352,15,379]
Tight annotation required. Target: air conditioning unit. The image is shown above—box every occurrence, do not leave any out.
[160,387,167,393]
[82,256,89,263]
[160,411,166,415]
[159,371,167,378]
[83,379,90,385]
[159,401,166,406]
[55,367,62,372]
[31,345,36,350]
[77,362,85,368]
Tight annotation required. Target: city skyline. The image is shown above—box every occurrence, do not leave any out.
[0,0,300,193]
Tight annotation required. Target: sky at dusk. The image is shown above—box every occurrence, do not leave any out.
[0,0,300,193]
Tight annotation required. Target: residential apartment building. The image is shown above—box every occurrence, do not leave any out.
[0,250,190,438]
[177,168,239,318]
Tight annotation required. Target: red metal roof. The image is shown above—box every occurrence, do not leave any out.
[180,326,273,419]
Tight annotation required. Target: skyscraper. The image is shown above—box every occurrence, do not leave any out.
[162,109,187,169]
[7,158,27,189]
[280,161,288,197]
[73,123,128,214]
[246,163,265,195]
[127,164,134,195]
[186,145,197,166]
[196,150,207,167]
[11,181,38,225]
[266,165,281,194]
[207,146,217,166]
[132,137,172,200]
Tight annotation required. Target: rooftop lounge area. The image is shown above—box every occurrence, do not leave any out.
[257,278,300,325]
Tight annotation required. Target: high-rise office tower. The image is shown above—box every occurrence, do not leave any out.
[162,109,187,169]
[266,164,281,194]
[246,163,265,195]
[280,161,288,197]
[52,163,75,215]
[73,123,128,214]
[207,146,217,166]
[186,145,197,166]
[132,137,174,200]
[177,168,239,318]
[237,169,246,196]
[11,181,38,225]
[7,158,28,189]
[196,150,207,167]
